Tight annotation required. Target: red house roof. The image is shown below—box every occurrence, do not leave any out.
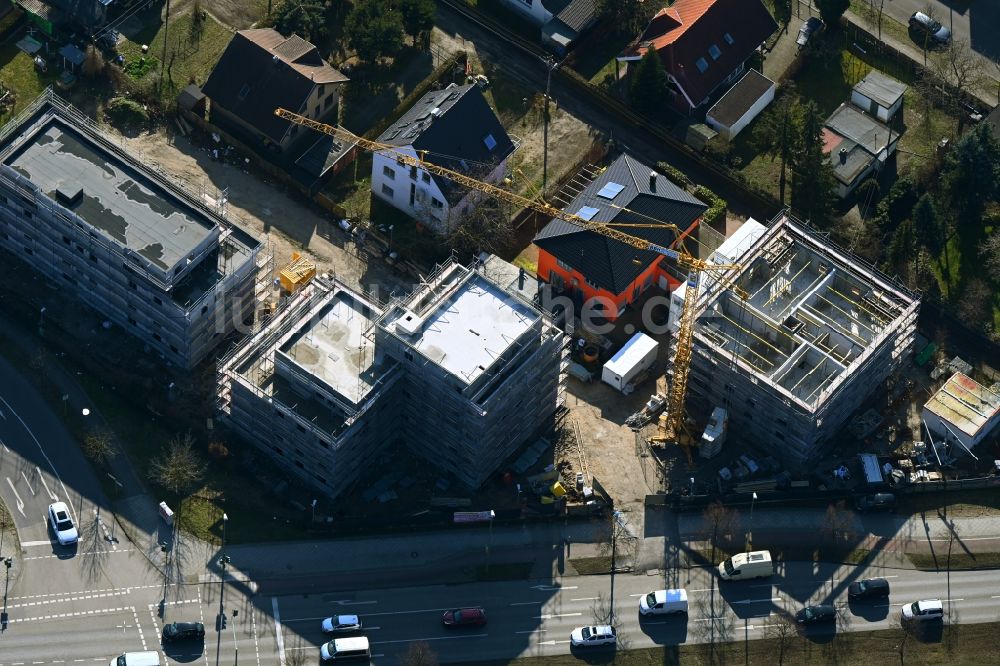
[621,0,777,109]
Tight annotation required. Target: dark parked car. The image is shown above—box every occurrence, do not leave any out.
[442,607,487,627]
[855,492,896,512]
[797,17,824,48]
[795,604,837,625]
[162,621,205,642]
[909,11,951,46]
[848,577,890,601]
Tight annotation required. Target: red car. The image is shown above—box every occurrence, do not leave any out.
[442,607,487,627]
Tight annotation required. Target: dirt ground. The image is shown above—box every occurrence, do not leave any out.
[172,0,269,30]
[123,129,412,297]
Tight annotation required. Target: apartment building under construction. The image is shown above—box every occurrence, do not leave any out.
[684,214,919,463]
[0,91,265,368]
[218,256,567,497]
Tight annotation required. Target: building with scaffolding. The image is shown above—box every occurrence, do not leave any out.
[0,91,265,369]
[218,256,567,497]
[683,214,919,463]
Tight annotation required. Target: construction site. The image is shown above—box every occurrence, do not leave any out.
[217,253,568,499]
[0,91,267,369]
[682,213,920,465]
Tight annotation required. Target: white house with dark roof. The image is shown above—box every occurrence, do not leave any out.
[371,83,515,235]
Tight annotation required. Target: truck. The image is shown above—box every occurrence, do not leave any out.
[601,332,658,394]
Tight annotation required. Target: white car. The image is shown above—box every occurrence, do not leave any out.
[639,588,688,615]
[570,625,616,647]
[320,614,362,634]
[902,599,943,622]
[48,501,78,545]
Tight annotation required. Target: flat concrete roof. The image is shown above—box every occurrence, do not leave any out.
[924,372,1000,438]
[280,291,380,406]
[4,119,217,273]
[391,273,539,385]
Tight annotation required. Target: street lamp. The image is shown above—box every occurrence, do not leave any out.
[231,609,239,666]
[1,556,11,629]
[485,510,496,574]
[159,541,169,615]
[82,408,90,417]
[748,491,757,552]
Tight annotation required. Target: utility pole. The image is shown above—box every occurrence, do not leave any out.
[215,513,229,666]
[609,511,617,627]
[159,0,171,91]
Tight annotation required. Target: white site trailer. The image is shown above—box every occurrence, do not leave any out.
[602,332,659,393]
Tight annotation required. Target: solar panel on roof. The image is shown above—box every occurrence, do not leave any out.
[576,206,600,221]
[597,182,625,200]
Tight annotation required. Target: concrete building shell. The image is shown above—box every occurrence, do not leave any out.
[682,214,919,463]
[218,258,568,497]
[0,91,264,369]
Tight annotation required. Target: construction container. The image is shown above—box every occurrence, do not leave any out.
[279,251,316,294]
[602,332,658,393]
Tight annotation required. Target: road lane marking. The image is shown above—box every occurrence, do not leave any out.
[530,584,577,591]
[22,548,133,561]
[20,470,35,495]
[330,599,377,606]
[692,617,726,622]
[373,634,487,644]
[37,466,57,501]
[272,597,286,666]
[361,607,454,617]
[570,597,600,601]
[511,601,540,606]
[629,593,645,597]
[535,612,582,619]
[0,394,73,507]
[5,476,25,516]
[537,639,572,645]
[20,540,54,548]
[516,629,545,634]
[731,598,782,604]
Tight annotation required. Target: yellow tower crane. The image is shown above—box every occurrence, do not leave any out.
[274,108,741,465]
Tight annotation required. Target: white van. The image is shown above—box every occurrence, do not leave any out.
[109,653,160,666]
[320,635,371,661]
[639,588,688,615]
[718,550,773,580]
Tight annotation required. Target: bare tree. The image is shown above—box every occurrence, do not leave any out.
[82,428,117,467]
[923,38,988,131]
[701,501,741,561]
[864,0,887,41]
[447,193,514,259]
[148,432,204,495]
[895,614,911,665]
[956,278,992,326]
[82,45,105,80]
[764,611,797,665]
[590,592,614,625]
[398,641,439,666]
[285,638,308,666]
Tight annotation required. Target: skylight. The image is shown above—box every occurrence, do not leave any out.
[238,84,250,100]
[709,44,721,60]
[576,206,600,221]
[483,133,497,151]
[597,182,626,200]
[695,58,709,73]
[724,32,735,45]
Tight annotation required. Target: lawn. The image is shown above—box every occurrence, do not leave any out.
[0,43,61,124]
[118,10,233,101]
[454,621,1000,665]
[908,551,1000,570]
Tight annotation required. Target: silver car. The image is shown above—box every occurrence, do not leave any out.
[48,501,78,545]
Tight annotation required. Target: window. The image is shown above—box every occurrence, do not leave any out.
[152,333,162,341]
[318,83,326,96]
[153,296,162,306]
[431,197,443,208]
[62,236,70,244]
[724,32,735,45]
[381,183,394,197]
[695,57,709,73]
[383,165,395,179]
[709,44,721,60]
[421,172,431,184]
[410,165,418,180]
[556,258,573,272]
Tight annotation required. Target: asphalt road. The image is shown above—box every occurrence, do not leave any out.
[881,0,1000,62]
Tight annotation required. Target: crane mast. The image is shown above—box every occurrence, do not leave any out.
[274,107,740,464]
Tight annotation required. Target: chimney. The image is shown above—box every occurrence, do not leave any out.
[649,171,657,191]
[839,148,848,164]
[518,267,525,290]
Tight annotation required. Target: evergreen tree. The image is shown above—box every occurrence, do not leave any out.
[790,101,835,226]
[345,0,405,62]
[750,90,799,203]
[399,0,435,47]
[943,123,1000,233]
[816,0,849,26]
[912,193,944,256]
[599,0,652,36]
[630,48,668,116]
[773,0,792,31]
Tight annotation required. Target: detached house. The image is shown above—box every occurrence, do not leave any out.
[534,154,707,320]
[371,83,515,235]
[500,0,599,53]
[201,28,355,191]
[617,0,777,115]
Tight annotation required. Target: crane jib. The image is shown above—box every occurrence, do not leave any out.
[649,244,679,259]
